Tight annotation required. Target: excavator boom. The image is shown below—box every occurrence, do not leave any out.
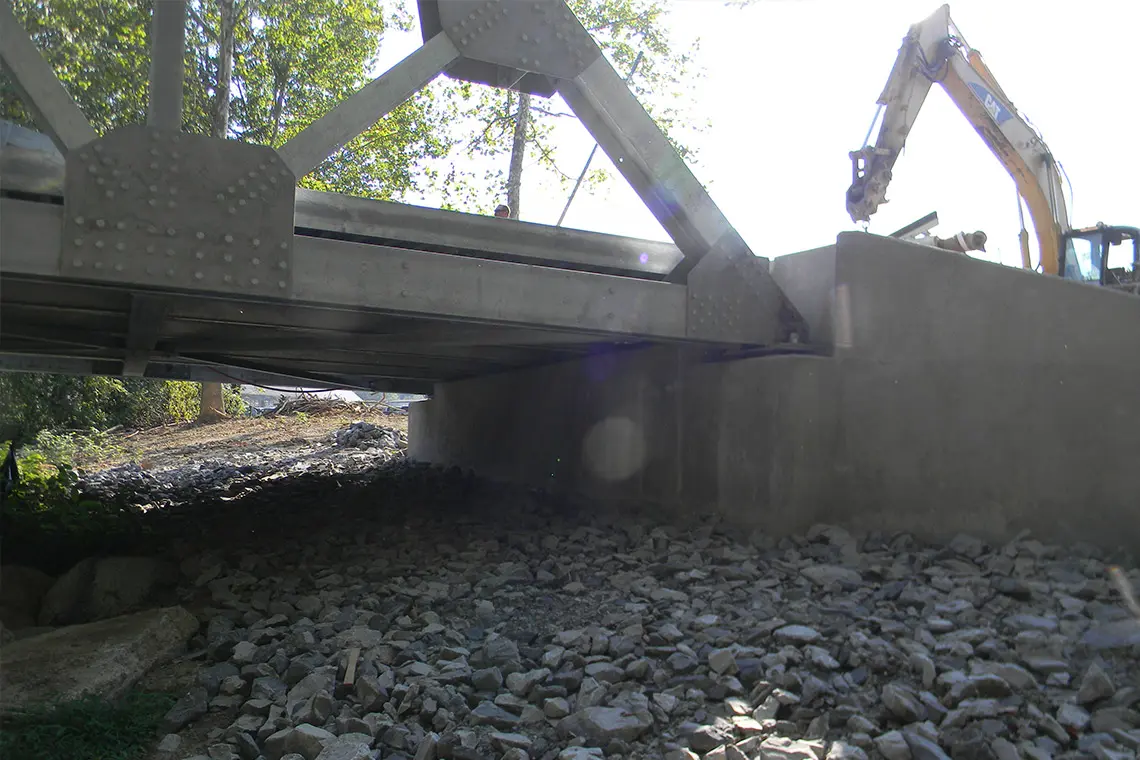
[847,4,1070,275]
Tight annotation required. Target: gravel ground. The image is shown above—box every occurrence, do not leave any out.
[118,423,1140,760]
[41,419,1140,760]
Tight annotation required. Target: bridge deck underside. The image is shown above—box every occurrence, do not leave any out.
[0,124,707,393]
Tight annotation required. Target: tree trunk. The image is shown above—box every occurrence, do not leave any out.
[198,0,236,424]
[506,91,530,220]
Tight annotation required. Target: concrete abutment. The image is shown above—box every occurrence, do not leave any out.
[411,233,1140,549]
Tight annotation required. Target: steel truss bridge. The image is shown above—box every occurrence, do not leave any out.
[0,0,808,394]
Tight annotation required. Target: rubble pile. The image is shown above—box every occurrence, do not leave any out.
[161,511,1140,760]
[77,423,408,507]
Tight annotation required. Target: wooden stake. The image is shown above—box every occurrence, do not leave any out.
[343,647,361,687]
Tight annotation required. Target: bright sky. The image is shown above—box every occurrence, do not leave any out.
[377,0,1139,269]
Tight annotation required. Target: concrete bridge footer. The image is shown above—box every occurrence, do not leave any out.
[411,233,1140,550]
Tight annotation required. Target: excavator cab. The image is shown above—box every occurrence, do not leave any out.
[1060,225,1140,292]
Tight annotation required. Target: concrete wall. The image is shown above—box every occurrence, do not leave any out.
[411,232,1140,549]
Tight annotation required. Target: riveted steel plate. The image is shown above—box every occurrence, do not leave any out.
[437,0,601,81]
[61,125,295,295]
[688,231,806,345]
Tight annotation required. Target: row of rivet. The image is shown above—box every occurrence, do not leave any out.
[69,253,289,290]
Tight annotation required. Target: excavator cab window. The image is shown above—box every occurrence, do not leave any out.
[1061,226,1140,287]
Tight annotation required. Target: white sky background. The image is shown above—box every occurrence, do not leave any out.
[376,0,1140,269]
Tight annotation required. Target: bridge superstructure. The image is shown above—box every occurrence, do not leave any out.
[0,0,808,394]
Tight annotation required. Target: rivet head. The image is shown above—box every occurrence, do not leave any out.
[105,190,115,198]
[196,232,205,240]
[111,169,121,177]
[278,280,287,289]
[250,278,259,286]
[150,162,159,169]
[195,250,205,260]
[96,177,105,186]
[147,225,157,234]
[116,221,126,230]
[250,191,258,199]
[238,178,247,186]
[258,163,267,170]
[74,216,85,225]
[168,200,176,208]
[278,261,287,270]
[95,240,105,249]
[87,165,97,174]
[223,274,233,283]
[279,242,288,250]
[238,199,246,206]
[166,227,175,236]
[72,258,83,267]
[73,238,83,247]
[279,169,289,177]
[216,193,225,201]
[223,254,233,263]
[120,181,129,190]
[522,33,529,41]
[115,263,124,271]
[227,186,236,193]
[224,234,233,243]
[195,271,204,280]
[169,187,177,195]
[247,170,257,178]
[148,199,157,207]
[146,244,156,253]
[116,242,125,251]
[251,257,260,266]
[150,148,159,156]
[149,185,158,192]
[166,249,175,257]
[171,151,180,159]
[228,207,236,214]
[96,219,106,228]
[252,238,261,247]
[93,144,104,153]
[166,269,174,277]
[94,260,103,268]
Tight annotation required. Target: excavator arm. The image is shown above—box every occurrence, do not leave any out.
[846,4,1070,275]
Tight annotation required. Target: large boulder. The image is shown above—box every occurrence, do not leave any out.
[1,606,199,711]
[38,556,177,625]
[0,565,54,629]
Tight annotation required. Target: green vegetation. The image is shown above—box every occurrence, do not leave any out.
[0,691,176,760]
[0,375,244,438]
[1,439,150,575]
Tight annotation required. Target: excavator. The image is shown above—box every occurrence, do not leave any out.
[846,4,1139,294]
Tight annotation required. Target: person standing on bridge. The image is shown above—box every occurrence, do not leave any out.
[493,204,511,219]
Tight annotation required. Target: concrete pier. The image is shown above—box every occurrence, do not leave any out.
[411,232,1140,548]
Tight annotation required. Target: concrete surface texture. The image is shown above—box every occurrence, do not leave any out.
[411,232,1140,549]
[0,606,198,711]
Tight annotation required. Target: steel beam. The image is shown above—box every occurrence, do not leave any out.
[123,294,168,376]
[147,0,187,130]
[559,59,730,281]
[0,351,430,394]
[2,198,695,341]
[290,234,689,338]
[0,1,97,153]
[278,32,460,178]
[295,188,681,277]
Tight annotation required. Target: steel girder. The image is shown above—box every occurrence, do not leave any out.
[0,0,809,391]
